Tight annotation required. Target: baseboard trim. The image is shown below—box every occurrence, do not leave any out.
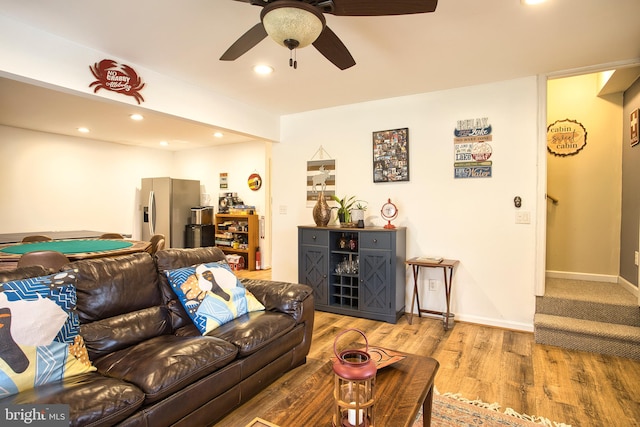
[454,314,534,333]
[619,276,639,298]
[546,270,618,283]
[404,311,534,332]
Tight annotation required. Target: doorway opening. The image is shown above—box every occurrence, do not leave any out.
[537,61,640,301]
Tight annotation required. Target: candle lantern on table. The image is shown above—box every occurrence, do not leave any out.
[332,329,376,427]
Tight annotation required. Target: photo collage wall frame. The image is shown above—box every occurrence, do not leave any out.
[373,128,409,183]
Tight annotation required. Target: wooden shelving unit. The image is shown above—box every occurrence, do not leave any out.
[214,214,259,271]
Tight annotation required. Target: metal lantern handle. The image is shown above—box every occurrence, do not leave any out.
[333,328,369,359]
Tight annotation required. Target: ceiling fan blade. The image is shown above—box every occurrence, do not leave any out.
[220,23,268,61]
[312,26,355,70]
[330,0,438,16]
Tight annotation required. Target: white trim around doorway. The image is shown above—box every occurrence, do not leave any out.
[535,57,640,299]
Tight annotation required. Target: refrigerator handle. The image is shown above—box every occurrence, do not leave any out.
[149,190,156,236]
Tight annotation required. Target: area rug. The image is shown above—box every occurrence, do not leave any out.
[413,392,572,427]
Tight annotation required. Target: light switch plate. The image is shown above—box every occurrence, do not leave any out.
[515,211,531,224]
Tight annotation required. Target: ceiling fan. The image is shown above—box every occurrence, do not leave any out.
[220,0,438,70]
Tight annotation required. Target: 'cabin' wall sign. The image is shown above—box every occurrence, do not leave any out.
[89,59,145,104]
[547,119,587,157]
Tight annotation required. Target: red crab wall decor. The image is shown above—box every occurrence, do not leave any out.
[89,59,145,104]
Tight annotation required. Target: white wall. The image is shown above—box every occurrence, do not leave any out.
[0,125,173,236]
[272,77,540,331]
[174,141,273,268]
[0,126,274,267]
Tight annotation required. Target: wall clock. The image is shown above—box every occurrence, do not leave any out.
[381,199,398,229]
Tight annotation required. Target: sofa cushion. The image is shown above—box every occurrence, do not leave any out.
[80,306,173,360]
[208,310,296,357]
[93,334,238,404]
[0,372,145,427]
[166,261,265,334]
[155,247,228,272]
[69,252,162,324]
[0,270,95,398]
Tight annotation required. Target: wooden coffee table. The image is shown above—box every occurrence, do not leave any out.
[216,350,439,427]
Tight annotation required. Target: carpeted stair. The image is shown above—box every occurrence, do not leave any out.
[534,278,640,360]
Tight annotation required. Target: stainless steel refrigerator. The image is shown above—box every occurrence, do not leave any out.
[141,177,200,248]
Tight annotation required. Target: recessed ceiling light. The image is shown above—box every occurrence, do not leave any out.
[159,141,169,146]
[130,113,144,121]
[214,132,224,138]
[521,0,546,5]
[254,64,274,75]
[77,127,90,133]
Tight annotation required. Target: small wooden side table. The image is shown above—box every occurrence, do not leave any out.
[406,257,460,329]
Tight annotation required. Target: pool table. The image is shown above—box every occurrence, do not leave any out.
[0,238,151,271]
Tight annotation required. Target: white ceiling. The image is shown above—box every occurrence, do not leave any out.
[1,0,639,150]
[0,77,258,149]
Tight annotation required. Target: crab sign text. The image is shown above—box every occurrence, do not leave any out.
[89,59,145,104]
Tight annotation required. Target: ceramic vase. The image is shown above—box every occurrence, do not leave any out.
[313,191,331,227]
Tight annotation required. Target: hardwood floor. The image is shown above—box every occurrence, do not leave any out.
[235,269,640,427]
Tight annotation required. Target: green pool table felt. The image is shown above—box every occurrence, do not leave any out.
[0,239,133,255]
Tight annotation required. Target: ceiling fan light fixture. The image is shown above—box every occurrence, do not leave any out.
[261,2,326,50]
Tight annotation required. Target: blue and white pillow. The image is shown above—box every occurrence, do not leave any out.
[0,271,95,398]
[166,261,265,334]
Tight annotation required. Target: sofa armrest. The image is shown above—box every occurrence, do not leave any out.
[239,278,313,324]
[240,278,314,366]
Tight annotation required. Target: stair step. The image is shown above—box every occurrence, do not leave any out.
[534,313,640,360]
[536,295,640,327]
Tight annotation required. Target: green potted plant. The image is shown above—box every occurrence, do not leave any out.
[350,200,368,224]
[330,195,356,225]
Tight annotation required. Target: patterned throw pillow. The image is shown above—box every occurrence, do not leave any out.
[166,261,265,334]
[0,270,95,398]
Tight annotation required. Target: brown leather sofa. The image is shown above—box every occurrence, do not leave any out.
[0,247,314,426]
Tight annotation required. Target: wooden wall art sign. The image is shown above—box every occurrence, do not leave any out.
[630,108,639,147]
[547,119,587,156]
[453,117,493,179]
[89,59,145,104]
[306,146,335,207]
